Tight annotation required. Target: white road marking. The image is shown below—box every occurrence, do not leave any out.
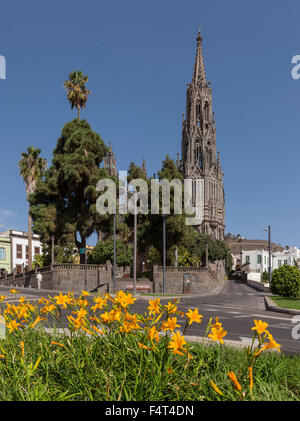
[3,298,40,303]
[225,311,241,315]
[268,324,291,330]
[239,336,259,346]
[251,314,293,321]
[201,304,259,311]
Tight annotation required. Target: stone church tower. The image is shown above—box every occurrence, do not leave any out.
[103,141,117,176]
[181,30,225,240]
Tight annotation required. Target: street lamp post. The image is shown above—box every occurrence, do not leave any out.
[162,215,166,294]
[264,225,272,286]
[119,185,137,295]
[84,251,87,291]
[133,192,137,295]
[113,213,117,292]
[51,235,55,268]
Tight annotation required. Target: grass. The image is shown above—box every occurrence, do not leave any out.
[271,296,300,310]
[0,328,298,401]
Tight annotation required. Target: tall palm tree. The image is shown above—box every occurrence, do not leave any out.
[64,71,91,120]
[19,147,47,271]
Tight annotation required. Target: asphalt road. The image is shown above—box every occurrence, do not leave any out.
[0,279,299,355]
[130,280,300,355]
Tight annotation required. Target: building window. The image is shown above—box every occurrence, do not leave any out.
[257,255,261,264]
[264,256,266,264]
[34,247,40,255]
[16,244,22,259]
[245,256,250,263]
[278,260,282,268]
[284,259,288,266]
[0,248,5,260]
[16,265,22,274]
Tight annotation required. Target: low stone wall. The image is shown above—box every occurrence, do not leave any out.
[109,278,153,292]
[153,261,226,295]
[0,263,112,294]
[247,279,270,292]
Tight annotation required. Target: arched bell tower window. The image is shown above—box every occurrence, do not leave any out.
[204,101,209,121]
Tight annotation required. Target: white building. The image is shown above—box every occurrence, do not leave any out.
[0,230,42,274]
[239,246,300,276]
[241,249,271,274]
[272,247,300,269]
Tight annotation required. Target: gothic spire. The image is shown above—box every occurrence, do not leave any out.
[104,140,117,176]
[142,156,147,177]
[192,28,207,87]
[176,152,180,170]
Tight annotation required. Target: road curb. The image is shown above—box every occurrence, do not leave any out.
[185,335,249,350]
[0,284,82,297]
[264,296,300,315]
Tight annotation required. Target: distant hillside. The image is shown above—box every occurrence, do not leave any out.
[225,236,284,255]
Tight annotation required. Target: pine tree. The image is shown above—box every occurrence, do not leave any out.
[30,119,107,263]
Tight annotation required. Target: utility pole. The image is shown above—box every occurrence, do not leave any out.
[205,242,209,268]
[84,251,87,291]
[268,225,271,286]
[264,225,272,286]
[113,213,116,291]
[162,215,166,294]
[133,190,137,295]
[51,235,55,268]
[119,184,138,295]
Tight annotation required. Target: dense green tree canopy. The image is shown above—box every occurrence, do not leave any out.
[88,240,133,267]
[30,119,108,262]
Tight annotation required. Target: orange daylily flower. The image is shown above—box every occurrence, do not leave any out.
[168,331,187,356]
[251,319,269,335]
[54,293,71,308]
[147,326,160,343]
[227,371,242,391]
[51,341,66,348]
[164,302,178,314]
[137,342,152,350]
[30,315,45,329]
[161,317,180,332]
[20,340,25,357]
[91,325,104,334]
[9,289,19,294]
[186,308,203,325]
[255,333,281,355]
[148,298,161,315]
[208,327,227,344]
[6,319,21,333]
[210,380,224,396]
[100,312,111,323]
[210,317,222,330]
[248,367,253,392]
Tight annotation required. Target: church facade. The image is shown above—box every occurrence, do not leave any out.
[180,30,225,240]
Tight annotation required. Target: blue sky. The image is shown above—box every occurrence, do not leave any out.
[0,0,300,247]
